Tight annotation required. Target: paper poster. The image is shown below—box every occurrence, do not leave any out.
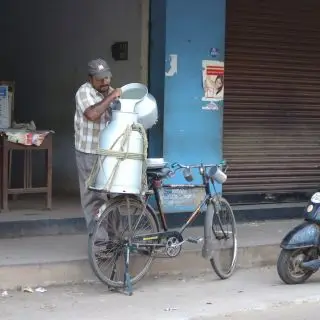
[202,60,224,102]
[165,54,178,77]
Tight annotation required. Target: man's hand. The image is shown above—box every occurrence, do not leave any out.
[84,88,122,122]
[110,88,122,100]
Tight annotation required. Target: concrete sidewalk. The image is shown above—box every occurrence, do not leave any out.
[0,219,301,290]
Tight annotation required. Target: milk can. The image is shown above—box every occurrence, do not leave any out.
[93,111,144,194]
[89,82,158,195]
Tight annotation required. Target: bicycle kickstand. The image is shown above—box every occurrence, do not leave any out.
[123,243,133,296]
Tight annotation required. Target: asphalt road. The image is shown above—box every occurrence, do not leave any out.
[1,266,320,320]
[204,301,320,319]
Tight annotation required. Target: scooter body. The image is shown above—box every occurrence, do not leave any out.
[277,192,320,284]
[280,221,320,250]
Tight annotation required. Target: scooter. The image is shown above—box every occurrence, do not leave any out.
[277,192,320,284]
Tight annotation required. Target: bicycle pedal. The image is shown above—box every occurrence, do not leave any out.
[187,237,203,244]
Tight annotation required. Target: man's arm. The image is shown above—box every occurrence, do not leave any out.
[84,91,118,122]
[76,87,121,122]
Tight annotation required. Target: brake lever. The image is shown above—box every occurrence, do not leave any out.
[171,162,180,169]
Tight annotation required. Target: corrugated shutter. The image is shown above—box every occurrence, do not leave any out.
[223,0,320,200]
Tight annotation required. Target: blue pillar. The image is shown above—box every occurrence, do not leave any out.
[148,0,167,157]
[163,0,226,213]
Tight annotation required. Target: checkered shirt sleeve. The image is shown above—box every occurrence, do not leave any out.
[74,83,107,154]
[75,84,96,112]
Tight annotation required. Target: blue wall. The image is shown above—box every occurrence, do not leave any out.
[162,0,226,213]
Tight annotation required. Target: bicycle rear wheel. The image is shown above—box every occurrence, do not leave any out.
[88,195,159,289]
[210,196,237,279]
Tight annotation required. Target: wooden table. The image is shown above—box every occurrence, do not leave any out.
[0,132,52,212]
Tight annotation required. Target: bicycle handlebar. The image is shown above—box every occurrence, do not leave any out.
[171,160,227,171]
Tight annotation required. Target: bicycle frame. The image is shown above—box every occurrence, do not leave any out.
[133,163,222,243]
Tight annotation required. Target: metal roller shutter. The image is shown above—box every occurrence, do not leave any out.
[223,0,320,202]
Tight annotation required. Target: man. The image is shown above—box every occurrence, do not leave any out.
[74,58,121,230]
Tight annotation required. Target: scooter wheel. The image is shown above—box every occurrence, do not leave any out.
[277,249,314,285]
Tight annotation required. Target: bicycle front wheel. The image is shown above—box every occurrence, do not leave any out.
[210,196,237,279]
[88,195,159,289]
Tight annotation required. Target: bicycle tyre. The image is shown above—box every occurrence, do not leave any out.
[210,196,238,279]
[88,195,160,288]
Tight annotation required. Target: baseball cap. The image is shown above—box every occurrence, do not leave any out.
[88,58,112,79]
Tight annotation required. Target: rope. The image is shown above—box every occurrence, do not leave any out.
[86,122,148,195]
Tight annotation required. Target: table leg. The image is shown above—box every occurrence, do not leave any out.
[2,142,9,211]
[0,136,2,211]
[9,150,18,201]
[46,143,52,210]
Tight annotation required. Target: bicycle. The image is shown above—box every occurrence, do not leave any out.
[88,160,238,295]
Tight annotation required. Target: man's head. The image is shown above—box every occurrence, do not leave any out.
[88,58,112,93]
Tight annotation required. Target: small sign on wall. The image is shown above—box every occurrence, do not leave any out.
[111,41,129,61]
[209,47,220,58]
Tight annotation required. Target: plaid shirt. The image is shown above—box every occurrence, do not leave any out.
[74,82,111,154]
